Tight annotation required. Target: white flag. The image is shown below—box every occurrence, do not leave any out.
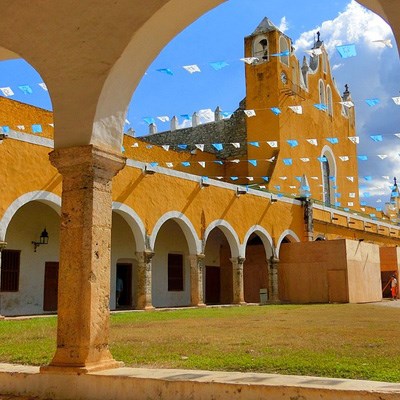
[339,156,349,161]
[49,123,54,127]
[162,145,170,151]
[377,154,388,159]
[216,176,223,180]
[231,143,241,148]
[348,136,359,144]
[279,176,287,180]
[240,57,259,64]
[392,97,400,105]
[166,162,174,168]
[246,177,254,181]
[306,138,318,146]
[348,202,354,207]
[131,143,139,148]
[230,159,240,163]
[183,64,201,73]
[288,106,303,114]
[0,87,14,96]
[38,82,48,91]
[346,176,354,182]
[244,109,256,117]
[198,161,206,168]
[300,158,310,162]
[157,116,170,122]
[267,141,278,148]
[17,125,25,130]
[305,48,322,56]
[267,156,276,162]
[372,39,393,48]
[349,193,356,198]
[195,144,205,152]
[339,101,354,108]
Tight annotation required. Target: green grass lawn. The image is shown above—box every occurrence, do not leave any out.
[0,303,399,382]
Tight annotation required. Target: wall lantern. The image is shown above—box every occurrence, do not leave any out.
[32,228,49,252]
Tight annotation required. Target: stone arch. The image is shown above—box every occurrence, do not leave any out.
[203,219,241,258]
[149,211,201,254]
[0,191,61,241]
[112,202,146,253]
[242,225,274,259]
[276,229,300,258]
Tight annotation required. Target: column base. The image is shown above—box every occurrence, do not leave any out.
[144,305,155,311]
[196,302,207,308]
[40,359,124,375]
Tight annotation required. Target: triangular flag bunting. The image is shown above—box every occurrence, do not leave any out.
[392,97,400,105]
[244,109,256,117]
[183,64,201,73]
[0,87,14,96]
[348,136,359,144]
[270,107,281,115]
[157,116,170,122]
[248,141,260,147]
[198,161,206,168]
[365,98,380,107]
[267,141,278,148]
[231,143,241,148]
[209,61,229,70]
[377,154,388,159]
[288,106,302,114]
[212,143,224,151]
[166,162,174,168]
[248,159,257,166]
[336,44,357,58]
[287,139,298,147]
[346,176,354,182]
[314,103,327,111]
[300,158,310,162]
[370,135,383,142]
[156,68,173,75]
[357,155,368,161]
[339,101,354,108]
[307,138,318,146]
[326,137,339,144]
[240,57,259,64]
[283,158,293,165]
[195,144,205,151]
[162,145,170,151]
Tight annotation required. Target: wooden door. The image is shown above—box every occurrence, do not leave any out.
[205,266,220,305]
[116,263,132,308]
[43,262,59,311]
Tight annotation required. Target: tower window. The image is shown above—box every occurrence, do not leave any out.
[253,35,268,62]
[319,80,326,108]
[279,36,289,66]
[326,85,333,116]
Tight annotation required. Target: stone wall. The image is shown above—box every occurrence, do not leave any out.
[140,110,247,160]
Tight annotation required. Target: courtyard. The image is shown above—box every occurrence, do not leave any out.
[1,302,399,383]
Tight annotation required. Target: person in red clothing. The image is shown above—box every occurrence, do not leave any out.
[390,274,398,301]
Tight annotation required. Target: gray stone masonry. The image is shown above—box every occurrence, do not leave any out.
[140,108,247,160]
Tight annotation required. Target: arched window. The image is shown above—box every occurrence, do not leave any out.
[321,146,336,206]
[326,85,333,116]
[322,51,327,74]
[253,35,268,62]
[319,79,326,108]
[279,35,289,66]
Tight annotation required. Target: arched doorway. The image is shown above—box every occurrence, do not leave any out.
[2,200,60,316]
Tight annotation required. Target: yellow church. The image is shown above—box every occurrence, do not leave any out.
[0,17,399,317]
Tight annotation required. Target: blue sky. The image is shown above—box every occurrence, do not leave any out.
[0,0,399,208]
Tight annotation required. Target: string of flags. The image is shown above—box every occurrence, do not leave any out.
[137,96,400,128]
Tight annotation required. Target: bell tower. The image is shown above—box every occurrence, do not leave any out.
[243,17,295,184]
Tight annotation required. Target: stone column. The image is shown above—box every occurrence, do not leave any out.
[268,256,280,303]
[41,145,125,374]
[231,256,246,305]
[135,250,155,310]
[0,242,6,319]
[188,254,206,307]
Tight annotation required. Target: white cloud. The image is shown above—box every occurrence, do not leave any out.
[278,16,289,33]
[294,1,392,54]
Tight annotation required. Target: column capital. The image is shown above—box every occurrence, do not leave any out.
[230,256,246,265]
[136,250,155,264]
[50,144,126,181]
